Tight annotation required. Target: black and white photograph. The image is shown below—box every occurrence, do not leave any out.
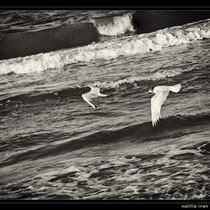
[0,7,210,205]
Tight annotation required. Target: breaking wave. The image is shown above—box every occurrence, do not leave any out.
[0,19,210,75]
[92,13,135,36]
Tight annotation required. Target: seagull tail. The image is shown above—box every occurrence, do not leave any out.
[169,84,182,93]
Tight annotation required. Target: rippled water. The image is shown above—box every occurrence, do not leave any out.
[0,10,210,200]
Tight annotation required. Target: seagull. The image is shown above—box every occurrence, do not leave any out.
[148,84,181,127]
[82,85,107,110]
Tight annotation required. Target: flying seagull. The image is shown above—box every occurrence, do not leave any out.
[82,85,107,110]
[148,84,181,127]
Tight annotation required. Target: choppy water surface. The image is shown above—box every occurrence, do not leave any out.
[0,10,210,200]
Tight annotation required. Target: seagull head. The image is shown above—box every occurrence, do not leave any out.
[148,86,155,94]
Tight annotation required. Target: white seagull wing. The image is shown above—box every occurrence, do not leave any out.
[82,93,97,109]
[151,90,169,127]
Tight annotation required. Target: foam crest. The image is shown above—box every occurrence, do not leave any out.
[0,53,63,74]
[0,19,210,75]
[92,13,135,36]
[92,68,186,89]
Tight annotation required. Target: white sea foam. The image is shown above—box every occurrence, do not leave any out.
[0,19,210,75]
[92,68,189,89]
[92,13,135,36]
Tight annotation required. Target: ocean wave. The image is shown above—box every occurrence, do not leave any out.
[92,13,135,36]
[0,12,135,60]
[0,86,89,105]
[1,113,209,167]
[0,22,100,60]
[0,66,192,105]
[0,19,210,75]
[1,10,210,61]
[93,68,192,89]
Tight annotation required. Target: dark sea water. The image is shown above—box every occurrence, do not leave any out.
[0,10,210,200]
